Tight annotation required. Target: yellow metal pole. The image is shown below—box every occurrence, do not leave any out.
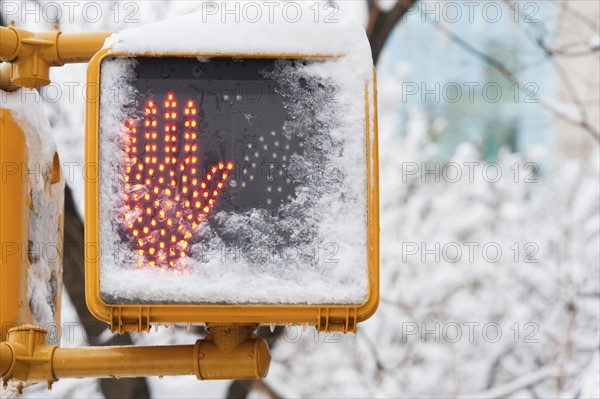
[0,23,111,339]
[0,109,34,341]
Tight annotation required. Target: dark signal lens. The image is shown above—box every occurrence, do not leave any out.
[119,58,305,269]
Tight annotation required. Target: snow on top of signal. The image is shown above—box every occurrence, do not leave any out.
[104,1,372,69]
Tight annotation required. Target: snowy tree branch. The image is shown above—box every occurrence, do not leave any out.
[465,366,560,399]
[426,15,600,143]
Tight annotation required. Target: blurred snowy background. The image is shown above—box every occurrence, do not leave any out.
[1,0,598,398]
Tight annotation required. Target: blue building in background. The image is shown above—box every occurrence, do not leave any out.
[378,1,556,162]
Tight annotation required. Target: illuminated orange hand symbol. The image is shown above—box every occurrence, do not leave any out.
[122,93,233,269]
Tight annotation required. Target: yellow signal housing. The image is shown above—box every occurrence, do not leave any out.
[85,49,379,334]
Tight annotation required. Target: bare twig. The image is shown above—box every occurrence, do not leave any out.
[464,366,560,399]
[424,14,600,143]
[367,0,419,63]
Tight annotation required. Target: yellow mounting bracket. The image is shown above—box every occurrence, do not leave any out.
[0,324,270,389]
[0,22,112,89]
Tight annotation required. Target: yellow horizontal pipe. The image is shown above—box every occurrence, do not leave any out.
[1,325,270,382]
[56,32,112,64]
[0,25,112,88]
[52,345,195,379]
[197,339,270,380]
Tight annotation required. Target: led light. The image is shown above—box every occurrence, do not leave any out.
[121,94,234,269]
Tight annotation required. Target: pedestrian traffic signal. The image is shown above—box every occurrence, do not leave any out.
[85,49,379,333]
